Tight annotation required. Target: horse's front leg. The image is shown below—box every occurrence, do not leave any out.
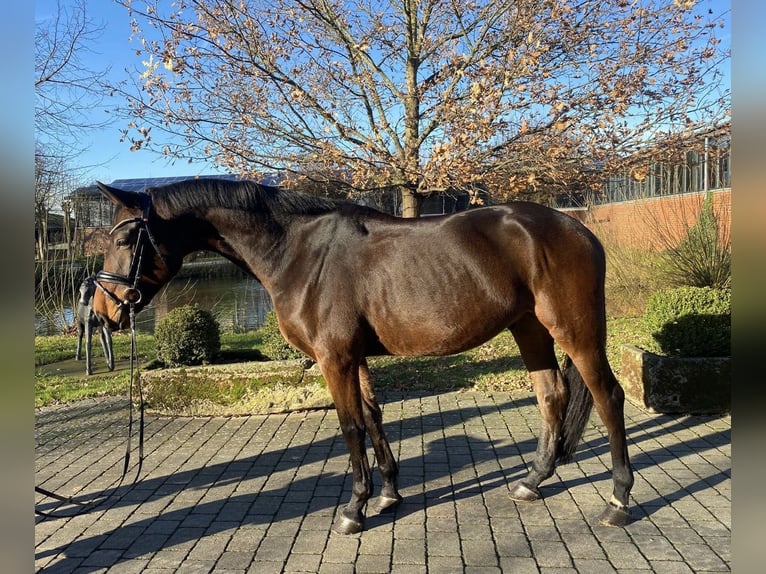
[359,360,402,513]
[75,322,84,361]
[101,325,114,371]
[84,321,94,376]
[319,357,373,535]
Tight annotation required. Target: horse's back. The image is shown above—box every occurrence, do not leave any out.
[358,202,603,286]
[344,202,604,356]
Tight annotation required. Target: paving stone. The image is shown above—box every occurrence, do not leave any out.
[354,553,392,573]
[426,531,461,557]
[34,391,730,573]
[461,537,499,567]
[392,537,427,565]
[283,551,323,572]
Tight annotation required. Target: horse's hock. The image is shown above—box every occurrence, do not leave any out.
[620,344,730,414]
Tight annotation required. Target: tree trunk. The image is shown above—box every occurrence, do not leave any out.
[400,187,422,218]
[36,211,48,261]
[63,202,73,257]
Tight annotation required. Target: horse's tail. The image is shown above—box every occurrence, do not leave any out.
[557,355,594,463]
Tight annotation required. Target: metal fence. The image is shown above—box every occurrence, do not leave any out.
[551,128,731,209]
[599,137,730,204]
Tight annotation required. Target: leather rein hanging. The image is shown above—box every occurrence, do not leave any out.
[35,199,164,519]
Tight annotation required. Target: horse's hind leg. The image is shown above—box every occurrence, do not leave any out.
[359,360,402,513]
[318,356,373,535]
[508,314,568,502]
[567,349,633,526]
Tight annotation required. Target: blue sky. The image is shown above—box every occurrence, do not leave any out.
[35,0,731,186]
[35,0,223,183]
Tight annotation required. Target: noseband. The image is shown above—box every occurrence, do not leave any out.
[95,197,167,310]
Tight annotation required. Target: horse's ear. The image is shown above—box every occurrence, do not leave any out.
[96,181,149,210]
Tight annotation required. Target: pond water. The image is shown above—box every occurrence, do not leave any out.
[35,274,274,336]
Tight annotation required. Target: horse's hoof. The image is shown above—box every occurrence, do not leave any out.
[598,503,632,527]
[332,513,364,535]
[508,482,541,502]
[372,494,402,514]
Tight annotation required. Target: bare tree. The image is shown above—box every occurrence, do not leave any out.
[35,0,112,155]
[35,143,92,332]
[115,0,729,216]
[35,0,115,332]
[35,0,115,261]
[35,145,58,262]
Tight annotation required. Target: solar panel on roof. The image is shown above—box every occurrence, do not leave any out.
[107,173,284,192]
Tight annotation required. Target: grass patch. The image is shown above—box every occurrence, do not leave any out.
[34,330,268,408]
[34,332,156,367]
[35,370,134,407]
[367,331,530,394]
[141,361,330,416]
[35,313,653,411]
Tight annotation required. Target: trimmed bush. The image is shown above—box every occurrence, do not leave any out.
[642,286,730,357]
[155,304,221,367]
[257,311,307,361]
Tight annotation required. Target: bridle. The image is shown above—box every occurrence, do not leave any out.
[35,194,165,519]
[94,194,167,312]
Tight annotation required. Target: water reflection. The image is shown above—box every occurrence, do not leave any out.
[35,275,273,335]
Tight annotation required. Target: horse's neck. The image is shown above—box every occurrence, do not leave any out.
[190,209,288,286]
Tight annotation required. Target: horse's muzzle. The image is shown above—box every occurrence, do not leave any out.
[92,289,130,331]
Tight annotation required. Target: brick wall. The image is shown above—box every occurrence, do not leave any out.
[562,189,731,251]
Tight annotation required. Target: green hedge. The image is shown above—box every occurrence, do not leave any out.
[154,304,221,367]
[257,311,307,361]
[642,286,730,357]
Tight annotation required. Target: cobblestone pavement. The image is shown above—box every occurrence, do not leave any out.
[35,390,731,573]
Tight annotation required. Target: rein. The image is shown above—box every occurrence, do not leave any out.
[34,304,145,519]
[35,200,161,519]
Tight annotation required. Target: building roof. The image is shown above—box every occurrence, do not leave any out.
[71,173,283,197]
[108,173,285,192]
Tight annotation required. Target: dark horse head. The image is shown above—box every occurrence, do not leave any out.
[92,182,184,330]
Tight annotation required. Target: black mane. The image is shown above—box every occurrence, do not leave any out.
[148,178,347,218]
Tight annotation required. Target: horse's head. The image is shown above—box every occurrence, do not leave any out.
[79,276,96,305]
[93,182,181,330]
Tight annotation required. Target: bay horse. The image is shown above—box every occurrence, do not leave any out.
[92,178,633,534]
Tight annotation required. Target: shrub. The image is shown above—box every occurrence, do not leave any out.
[155,304,221,367]
[661,193,731,289]
[257,311,307,361]
[642,286,730,357]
